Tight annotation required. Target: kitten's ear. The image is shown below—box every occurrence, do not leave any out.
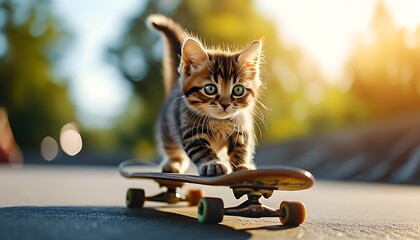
[181,38,208,75]
[238,41,262,67]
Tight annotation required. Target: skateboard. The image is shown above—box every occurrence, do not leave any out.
[119,160,315,226]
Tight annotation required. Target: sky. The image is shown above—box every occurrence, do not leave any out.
[52,0,144,128]
[52,0,420,129]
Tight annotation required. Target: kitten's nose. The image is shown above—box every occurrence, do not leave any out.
[220,103,230,111]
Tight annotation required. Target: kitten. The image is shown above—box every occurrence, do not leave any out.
[148,14,264,176]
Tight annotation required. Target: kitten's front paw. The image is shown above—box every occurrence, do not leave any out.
[162,161,181,173]
[198,160,232,176]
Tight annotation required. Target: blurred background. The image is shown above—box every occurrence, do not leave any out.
[1,0,420,184]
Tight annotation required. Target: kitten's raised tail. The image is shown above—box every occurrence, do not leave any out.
[147,14,186,97]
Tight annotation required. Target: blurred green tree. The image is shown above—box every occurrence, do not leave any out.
[0,0,75,149]
[347,1,420,119]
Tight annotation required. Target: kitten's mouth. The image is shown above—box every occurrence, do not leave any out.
[213,109,238,119]
[198,107,239,119]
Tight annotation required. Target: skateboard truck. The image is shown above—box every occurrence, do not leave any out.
[145,180,189,204]
[126,181,204,208]
[224,187,281,218]
[146,187,187,204]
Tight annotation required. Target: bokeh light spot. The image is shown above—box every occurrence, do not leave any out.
[40,136,58,161]
[122,46,148,81]
[60,123,83,156]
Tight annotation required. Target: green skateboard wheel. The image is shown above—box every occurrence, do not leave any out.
[197,197,224,224]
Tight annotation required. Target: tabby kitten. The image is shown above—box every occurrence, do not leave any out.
[148,15,264,176]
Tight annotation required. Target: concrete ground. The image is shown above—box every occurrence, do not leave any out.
[1,166,420,239]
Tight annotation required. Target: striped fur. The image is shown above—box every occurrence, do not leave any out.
[149,15,263,176]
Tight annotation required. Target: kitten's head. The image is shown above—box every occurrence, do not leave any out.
[180,38,262,120]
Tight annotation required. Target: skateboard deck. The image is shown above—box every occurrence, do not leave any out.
[119,160,315,226]
[119,160,314,191]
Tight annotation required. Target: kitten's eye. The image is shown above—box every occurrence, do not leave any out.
[204,84,217,95]
[232,85,245,97]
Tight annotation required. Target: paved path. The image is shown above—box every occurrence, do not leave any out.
[1,166,420,239]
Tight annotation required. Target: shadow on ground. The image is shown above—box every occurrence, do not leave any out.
[0,206,251,240]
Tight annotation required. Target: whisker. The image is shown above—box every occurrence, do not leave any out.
[252,110,268,129]
[184,108,198,130]
[251,116,263,138]
[178,107,194,122]
[256,99,270,111]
